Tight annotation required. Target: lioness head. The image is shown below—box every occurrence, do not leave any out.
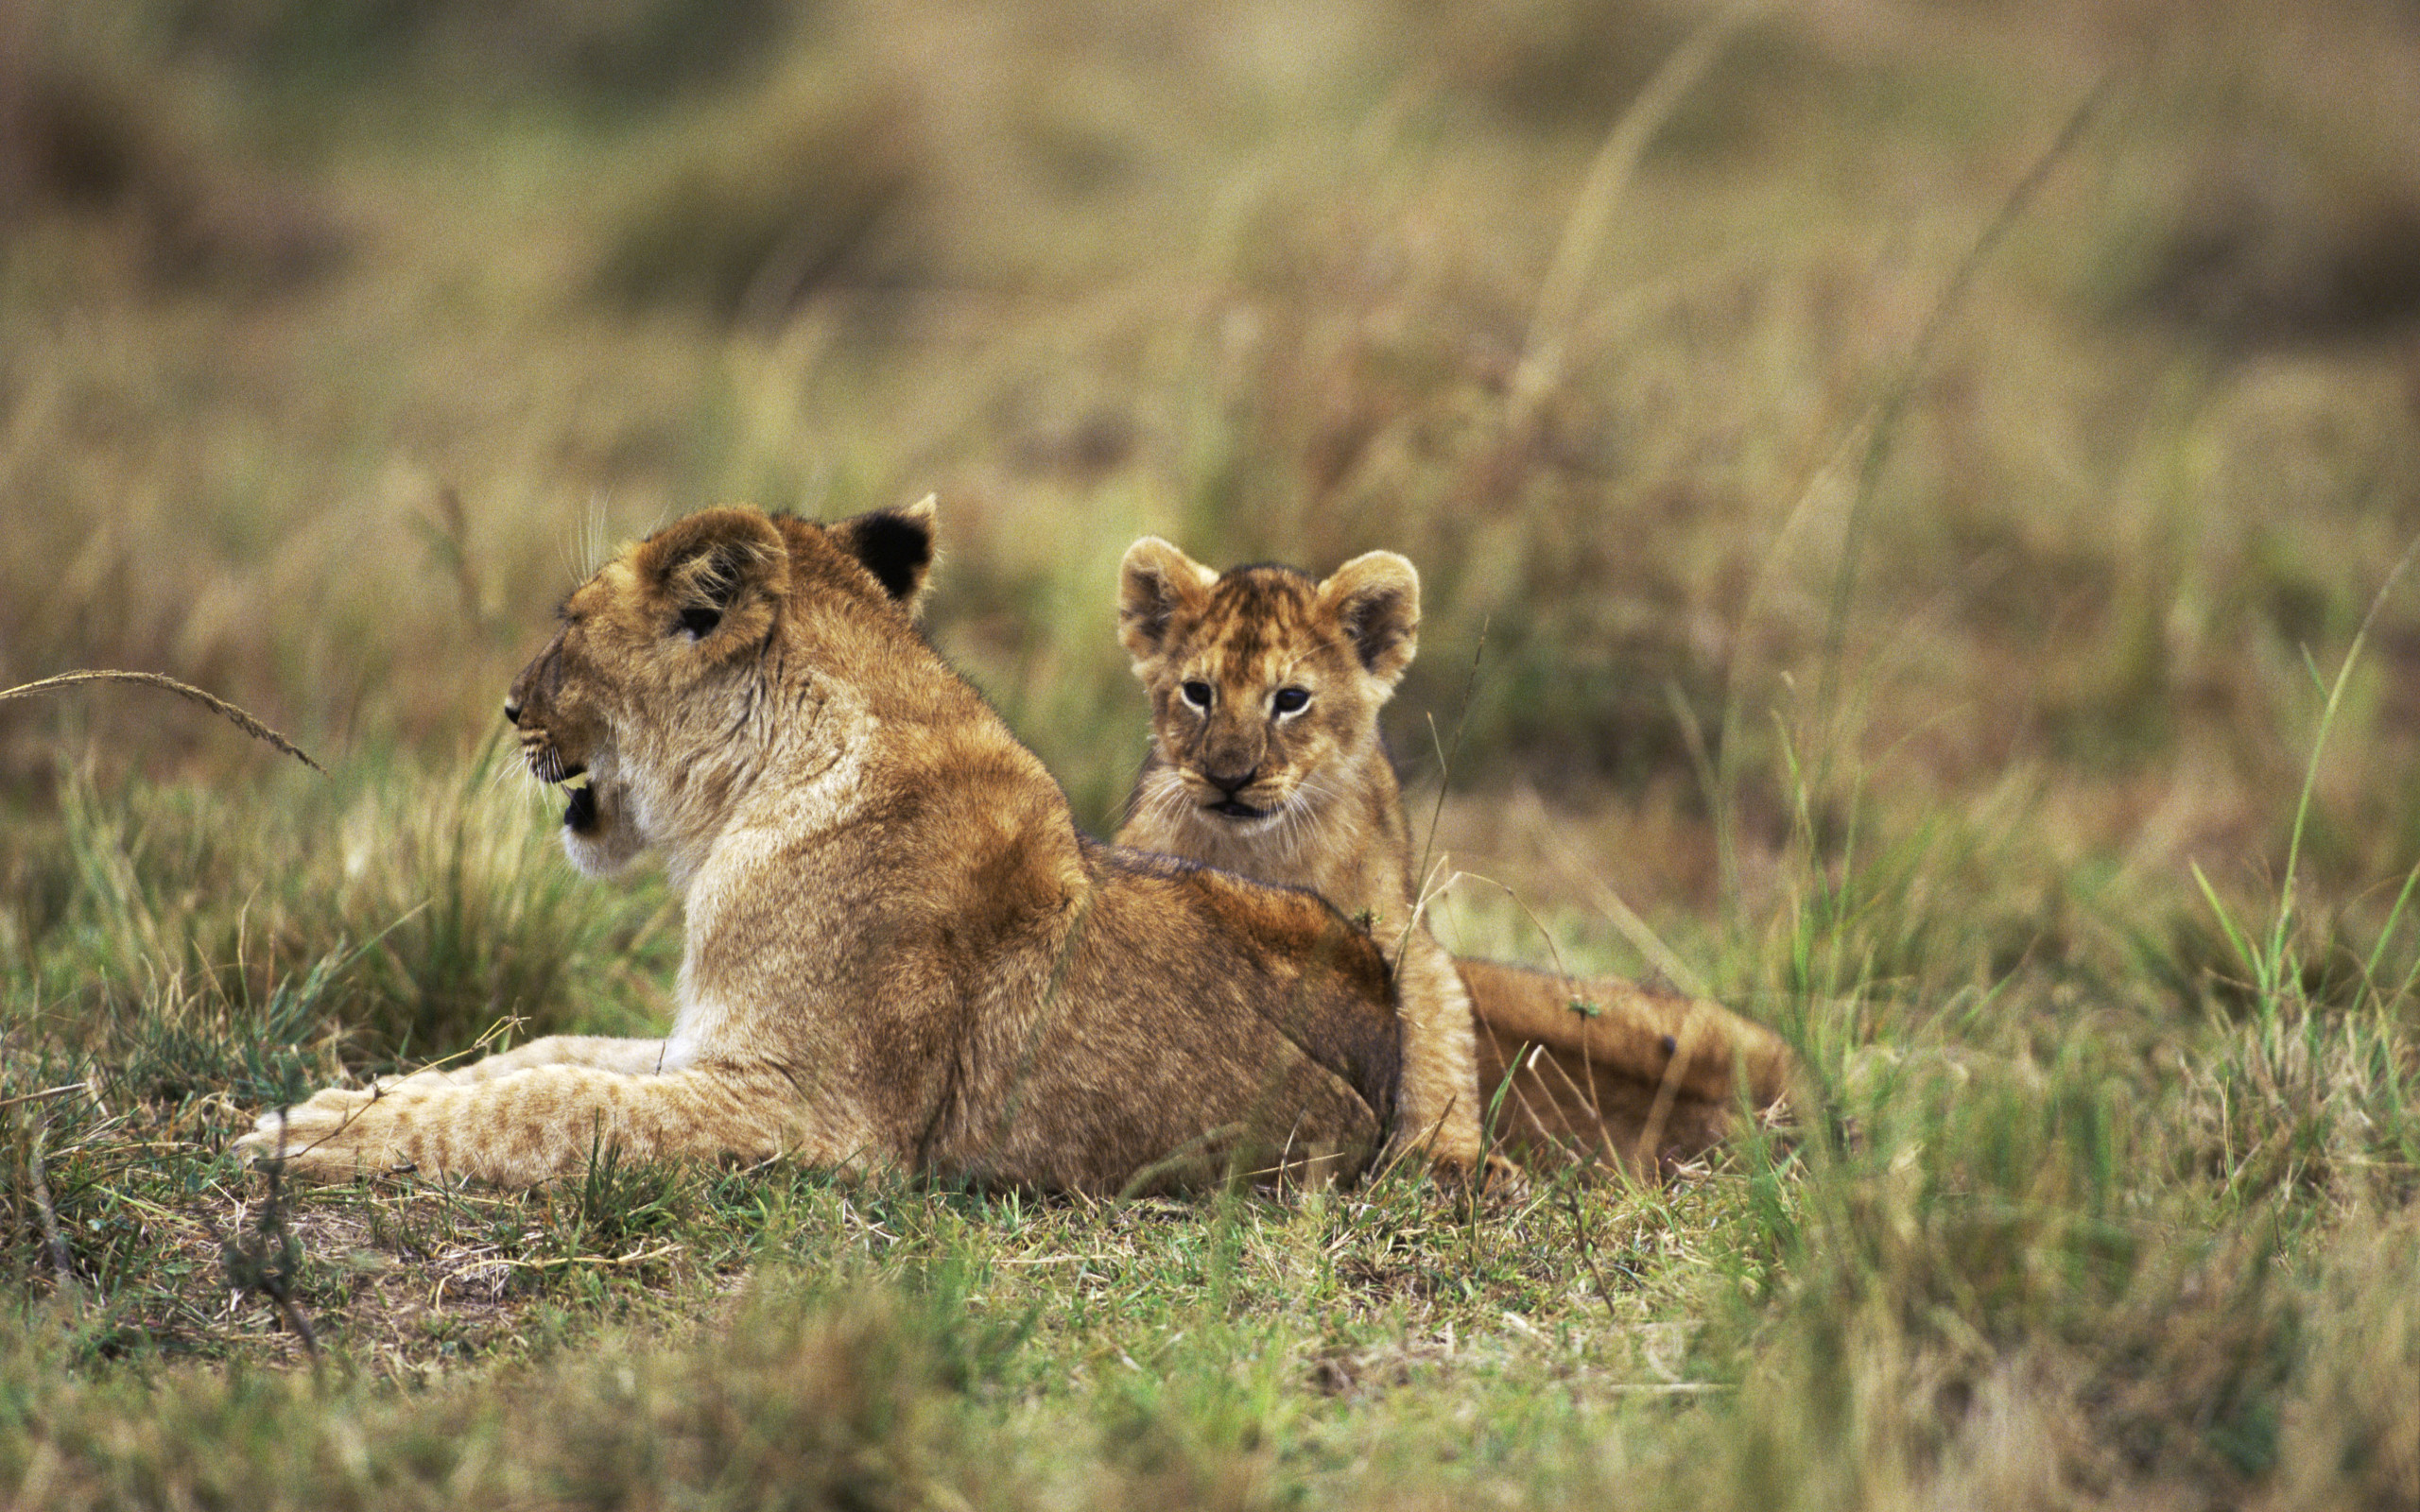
[1117,538,1417,836]
[507,498,936,876]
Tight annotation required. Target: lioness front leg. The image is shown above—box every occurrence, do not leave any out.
[237,1064,831,1186]
[372,1034,690,1091]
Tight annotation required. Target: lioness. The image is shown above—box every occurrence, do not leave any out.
[1114,539,1789,1173]
[238,502,1401,1192]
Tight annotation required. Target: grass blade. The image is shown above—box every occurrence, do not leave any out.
[1,670,324,772]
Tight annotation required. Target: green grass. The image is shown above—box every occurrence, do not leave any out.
[6,0,2420,1504]
[3,711,2413,1504]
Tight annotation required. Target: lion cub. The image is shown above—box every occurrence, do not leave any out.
[1115,542,1486,1178]
[238,503,1401,1193]
[1115,539,1789,1174]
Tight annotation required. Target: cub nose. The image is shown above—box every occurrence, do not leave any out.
[1202,765,1256,796]
[502,698,523,728]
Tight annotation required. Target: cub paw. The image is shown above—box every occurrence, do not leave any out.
[1476,1150,1530,1202]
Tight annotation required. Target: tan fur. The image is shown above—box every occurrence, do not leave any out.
[1115,541,1480,1177]
[1112,539,1789,1176]
[237,502,1402,1193]
[1460,960,1788,1170]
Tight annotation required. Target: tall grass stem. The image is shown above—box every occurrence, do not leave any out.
[1508,1,1759,430]
[1,671,323,772]
[1810,74,2115,748]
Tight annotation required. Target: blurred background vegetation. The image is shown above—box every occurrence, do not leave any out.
[3,0,2419,1028]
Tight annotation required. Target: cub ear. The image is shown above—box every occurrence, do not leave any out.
[1117,537,1217,670]
[640,507,789,644]
[828,494,938,616]
[1318,551,1420,692]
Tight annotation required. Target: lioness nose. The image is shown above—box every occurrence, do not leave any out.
[502,698,523,728]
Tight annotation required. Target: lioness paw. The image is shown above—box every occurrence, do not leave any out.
[234,1087,419,1176]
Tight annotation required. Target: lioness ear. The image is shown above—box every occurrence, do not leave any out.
[640,507,789,644]
[829,494,938,616]
[1117,537,1217,671]
[1319,551,1420,692]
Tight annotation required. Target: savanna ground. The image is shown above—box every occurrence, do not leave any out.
[4,0,2419,1505]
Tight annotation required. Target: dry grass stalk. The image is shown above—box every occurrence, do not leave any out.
[0,669,323,772]
[1508,0,1760,429]
[1812,69,2118,726]
[26,1122,79,1311]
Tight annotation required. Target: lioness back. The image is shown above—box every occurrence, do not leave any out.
[238,502,1399,1194]
[1112,537,1789,1175]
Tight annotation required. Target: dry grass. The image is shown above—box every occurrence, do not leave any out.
[1,671,323,771]
[4,0,2419,1505]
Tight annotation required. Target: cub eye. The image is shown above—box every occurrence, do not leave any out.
[678,606,722,639]
[1179,680,1213,711]
[1271,687,1310,715]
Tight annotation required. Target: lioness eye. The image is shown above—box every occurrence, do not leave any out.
[679,606,722,639]
[1180,680,1213,710]
[1272,687,1310,715]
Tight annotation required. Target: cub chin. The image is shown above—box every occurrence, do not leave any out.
[1113,537,1789,1177]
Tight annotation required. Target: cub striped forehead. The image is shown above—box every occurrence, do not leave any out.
[1116,537,1422,693]
[1166,563,1322,684]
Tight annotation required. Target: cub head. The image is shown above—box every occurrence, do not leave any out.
[1116,536,1417,834]
[506,497,936,874]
